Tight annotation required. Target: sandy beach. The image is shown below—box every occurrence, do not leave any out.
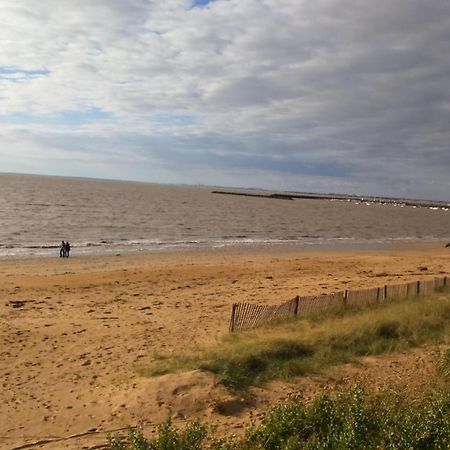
[1,243,449,449]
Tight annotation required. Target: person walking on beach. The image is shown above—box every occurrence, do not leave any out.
[60,241,66,257]
[65,241,71,257]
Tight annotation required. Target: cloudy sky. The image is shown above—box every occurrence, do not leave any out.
[1,0,450,201]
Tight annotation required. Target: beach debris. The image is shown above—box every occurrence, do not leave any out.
[445,243,450,248]
[8,300,27,308]
[138,306,151,311]
[418,266,428,271]
[73,328,87,334]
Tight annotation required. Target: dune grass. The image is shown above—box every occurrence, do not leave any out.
[141,291,450,389]
[115,293,450,449]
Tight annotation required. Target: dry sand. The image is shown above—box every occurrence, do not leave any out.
[1,243,449,449]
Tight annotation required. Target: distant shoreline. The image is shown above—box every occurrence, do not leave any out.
[2,172,449,205]
[212,190,450,209]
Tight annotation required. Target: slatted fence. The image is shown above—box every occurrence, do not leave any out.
[345,286,380,307]
[406,281,419,297]
[229,276,448,332]
[229,296,299,332]
[420,278,436,295]
[385,283,408,300]
[297,291,345,316]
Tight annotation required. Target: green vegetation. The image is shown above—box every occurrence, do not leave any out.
[108,418,207,450]
[142,292,450,389]
[108,385,450,449]
[437,347,450,380]
[245,386,450,450]
[113,293,450,449]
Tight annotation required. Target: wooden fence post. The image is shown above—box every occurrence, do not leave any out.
[376,287,380,303]
[344,290,348,307]
[229,304,237,333]
[294,296,299,316]
[384,285,388,300]
[417,280,421,296]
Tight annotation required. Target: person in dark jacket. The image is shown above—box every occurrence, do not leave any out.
[60,241,66,257]
[65,241,71,257]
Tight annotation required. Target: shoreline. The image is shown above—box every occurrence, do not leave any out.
[0,238,448,262]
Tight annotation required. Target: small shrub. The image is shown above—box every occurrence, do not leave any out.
[245,387,450,450]
[377,390,450,449]
[108,427,149,450]
[108,418,208,450]
[203,355,267,389]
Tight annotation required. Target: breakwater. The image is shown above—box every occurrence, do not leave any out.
[212,190,450,209]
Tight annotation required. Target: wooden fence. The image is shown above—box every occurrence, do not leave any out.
[297,291,345,315]
[229,296,299,332]
[229,276,448,332]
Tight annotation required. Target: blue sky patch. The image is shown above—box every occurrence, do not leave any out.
[191,0,216,8]
[0,66,50,81]
[0,108,113,127]
[59,108,113,126]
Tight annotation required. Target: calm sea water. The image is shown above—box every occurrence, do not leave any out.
[1,173,449,257]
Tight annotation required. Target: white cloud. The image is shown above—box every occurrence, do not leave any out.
[1,0,450,200]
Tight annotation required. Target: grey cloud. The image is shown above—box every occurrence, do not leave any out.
[1,0,450,200]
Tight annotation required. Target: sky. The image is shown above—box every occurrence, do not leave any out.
[1,0,450,201]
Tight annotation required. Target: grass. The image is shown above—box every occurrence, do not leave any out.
[113,292,450,449]
[437,347,450,380]
[108,384,450,449]
[140,291,450,389]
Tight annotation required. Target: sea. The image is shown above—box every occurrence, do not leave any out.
[1,173,449,258]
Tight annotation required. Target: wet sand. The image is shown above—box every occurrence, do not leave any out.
[1,243,449,449]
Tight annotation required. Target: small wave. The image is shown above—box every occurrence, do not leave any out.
[2,235,450,259]
[22,203,68,207]
[23,203,51,207]
[24,244,59,249]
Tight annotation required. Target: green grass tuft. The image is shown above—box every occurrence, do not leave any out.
[201,341,314,389]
